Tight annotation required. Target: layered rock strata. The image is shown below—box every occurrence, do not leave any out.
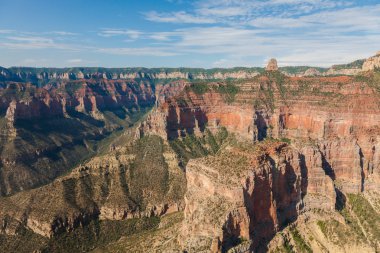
[181,142,335,252]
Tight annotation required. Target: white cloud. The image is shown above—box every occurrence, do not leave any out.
[197,6,247,17]
[49,31,77,36]
[0,29,14,34]
[0,36,81,50]
[137,2,380,66]
[0,1,378,68]
[144,11,216,24]
[98,29,143,39]
[97,47,179,57]
[145,0,354,25]
[249,17,309,28]
[6,36,54,43]
[67,59,83,63]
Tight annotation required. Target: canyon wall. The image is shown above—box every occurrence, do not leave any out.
[1,53,380,252]
[180,142,335,252]
[0,79,155,122]
[0,78,157,196]
[142,73,380,195]
[133,69,380,251]
[0,135,186,238]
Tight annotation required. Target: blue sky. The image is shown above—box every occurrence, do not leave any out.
[0,0,379,68]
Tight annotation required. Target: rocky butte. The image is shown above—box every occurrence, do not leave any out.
[0,52,380,252]
[265,58,279,71]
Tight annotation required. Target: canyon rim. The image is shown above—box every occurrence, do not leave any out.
[1,1,380,252]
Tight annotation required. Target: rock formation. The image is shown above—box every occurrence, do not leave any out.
[1,53,380,252]
[180,141,336,252]
[0,135,186,238]
[362,51,380,71]
[303,68,321,77]
[266,58,278,71]
[4,100,17,137]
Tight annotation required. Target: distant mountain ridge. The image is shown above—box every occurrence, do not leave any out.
[0,58,366,85]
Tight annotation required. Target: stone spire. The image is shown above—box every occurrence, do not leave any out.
[266,58,278,71]
[5,100,17,137]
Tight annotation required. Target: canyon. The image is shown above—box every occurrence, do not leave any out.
[0,52,380,252]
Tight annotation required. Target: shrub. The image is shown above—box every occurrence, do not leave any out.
[188,82,209,95]
[217,82,240,103]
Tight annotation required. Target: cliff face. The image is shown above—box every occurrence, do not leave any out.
[0,79,155,122]
[132,69,380,251]
[0,78,156,196]
[362,52,380,71]
[181,141,335,252]
[142,73,380,195]
[1,55,380,252]
[0,135,185,238]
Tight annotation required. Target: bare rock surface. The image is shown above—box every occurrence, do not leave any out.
[265,58,278,71]
[363,52,380,71]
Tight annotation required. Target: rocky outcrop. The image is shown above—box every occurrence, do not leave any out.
[2,53,380,251]
[135,109,168,140]
[303,68,321,77]
[0,79,155,122]
[300,146,336,210]
[0,135,186,238]
[362,51,380,71]
[181,142,335,252]
[325,67,362,76]
[0,79,158,197]
[266,59,278,71]
[139,73,380,198]
[4,100,17,137]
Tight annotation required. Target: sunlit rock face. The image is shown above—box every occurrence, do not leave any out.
[266,58,278,71]
[362,51,380,71]
[1,54,380,252]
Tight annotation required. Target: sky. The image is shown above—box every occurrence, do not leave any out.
[0,0,379,68]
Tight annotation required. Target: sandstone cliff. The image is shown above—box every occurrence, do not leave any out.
[180,140,336,252]
[1,54,380,252]
[362,51,380,71]
[131,68,380,251]
[0,78,156,196]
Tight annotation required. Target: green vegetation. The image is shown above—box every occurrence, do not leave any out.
[0,226,47,253]
[317,193,380,248]
[346,194,380,242]
[43,217,159,253]
[0,217,159,253]
[354,71,380,93]
[187,81,209,94]
[279,66,327,75]
[169,127,229,168]
[264,137,291,145]
[272,228,311,253]
[186,79,240,103]
[251,71,289,112]
[92,212,183,252]
[128,136,170,208]
[331,59,365,70]
[217,81,240,103]
[317,220,328,235]
[290,227,312,253]
[280,138,291,144]
[279,233,295,253]
[0,101,152,197]
[60,81,84,96]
